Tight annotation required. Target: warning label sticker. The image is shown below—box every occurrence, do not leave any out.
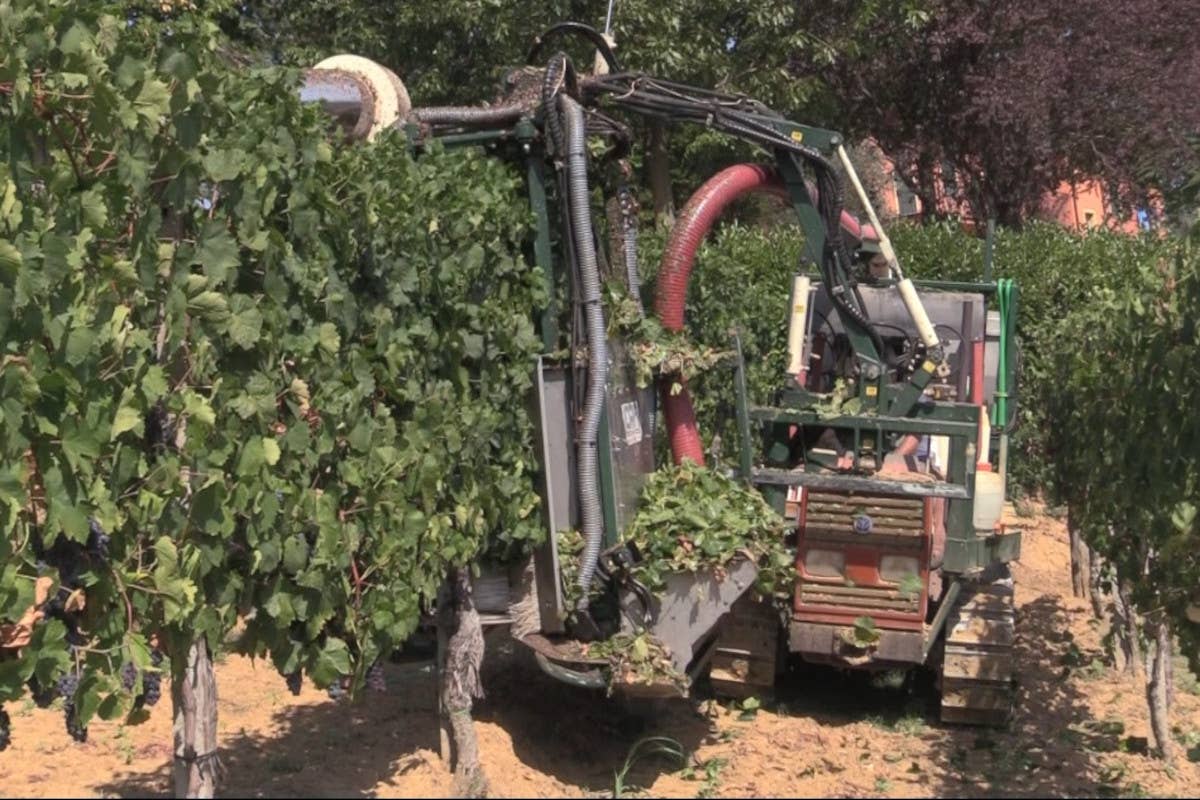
[620,400,643,446]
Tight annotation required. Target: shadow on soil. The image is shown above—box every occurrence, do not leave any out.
[94,659,446,799]
[709,593,1112,798]
[919,593,1117,798]
[472,637,714,795]
[92,593,1115,799]
[472,591,1114,797]
[92,633,713,799]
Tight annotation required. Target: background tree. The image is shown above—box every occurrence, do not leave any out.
[226,0,892,222]
[798,0,1200,228]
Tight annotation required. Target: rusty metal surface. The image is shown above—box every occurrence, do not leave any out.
[795,491,931,627]
[754,468,969,498]
[709,597,780,699]
[797,584,921,614]
[411,104,527,126]
[497,66,547,108]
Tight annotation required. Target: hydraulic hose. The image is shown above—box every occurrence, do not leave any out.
[992,278,1013,428]
[542,53,577,157]
[561,94,609,607]
[527,22,622,74]
[534,652,607,689]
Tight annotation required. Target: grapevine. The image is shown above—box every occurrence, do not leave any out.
[1047,238,1200,757]
[0,0,544,763]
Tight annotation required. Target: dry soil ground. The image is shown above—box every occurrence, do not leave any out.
[2,506,1199,798]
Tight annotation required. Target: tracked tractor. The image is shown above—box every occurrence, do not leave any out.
[300,22,1022,726]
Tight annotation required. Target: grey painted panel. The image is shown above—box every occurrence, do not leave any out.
[621,558,760,675]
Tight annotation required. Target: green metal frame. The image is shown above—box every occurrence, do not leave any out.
[728,270,1020,577]
[406,105,1022,580]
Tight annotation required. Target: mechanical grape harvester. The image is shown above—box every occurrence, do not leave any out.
[298,23,1023,726]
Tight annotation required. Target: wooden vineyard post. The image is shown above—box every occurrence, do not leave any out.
[1068,514,1090,599]
[171,638,220,798]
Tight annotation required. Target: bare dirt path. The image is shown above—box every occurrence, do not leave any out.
[1,507,1198,798]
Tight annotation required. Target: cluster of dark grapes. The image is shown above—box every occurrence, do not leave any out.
[144,400,177,454]
[142,650,164,708]
[28,518,121,745]
[57,670,87,743]
[120,650,165,709]
[33,518,112,650]
[120,661,138,691]
[27,675,57,709]
[87,518,109,560]
[273,620,388,701]
[0,706,10,752]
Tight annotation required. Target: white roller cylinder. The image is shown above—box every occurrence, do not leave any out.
[837,144,902,275]
[977,410,992,464]
[312,55,411,141]
[786,275,812,378]
[973,408,1002,531]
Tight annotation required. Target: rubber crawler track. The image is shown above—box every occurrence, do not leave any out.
[940,564,1017,726]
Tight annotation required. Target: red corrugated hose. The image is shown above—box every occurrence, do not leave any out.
[654,163,876,465]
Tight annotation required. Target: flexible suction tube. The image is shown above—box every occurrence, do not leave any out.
[655,165,785,466]
[655,163,880,466]
[561,95,609,606]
